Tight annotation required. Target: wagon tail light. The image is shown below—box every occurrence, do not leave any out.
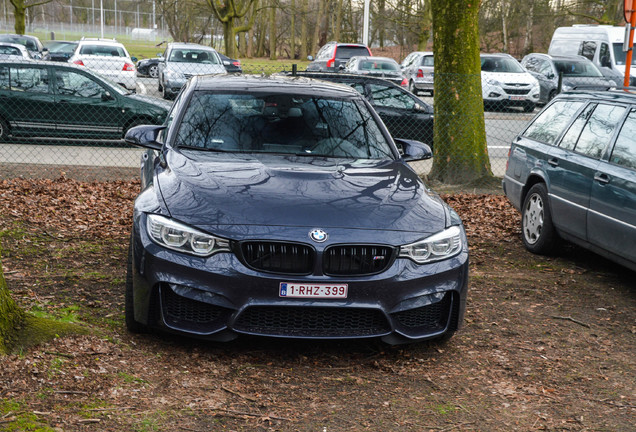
[417,68,424,78]
[73,60,85,66]
[327,57,335,68]
[123,63,136,72]
[400,78,408,87]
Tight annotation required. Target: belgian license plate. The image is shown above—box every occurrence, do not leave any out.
[279,282,348,298]
[509,96,525,101]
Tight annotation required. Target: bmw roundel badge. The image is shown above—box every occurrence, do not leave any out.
[309,228,328,243]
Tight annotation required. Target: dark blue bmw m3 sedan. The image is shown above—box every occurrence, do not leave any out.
[124,74,468,345]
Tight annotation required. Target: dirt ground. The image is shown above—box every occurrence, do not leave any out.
[0,177,634,432]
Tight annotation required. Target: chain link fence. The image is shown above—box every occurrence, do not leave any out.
[0,54,612,188]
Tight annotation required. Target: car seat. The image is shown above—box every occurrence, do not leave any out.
[171,50,183,62]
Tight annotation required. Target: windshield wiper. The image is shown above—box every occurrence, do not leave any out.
[177,145,233,152]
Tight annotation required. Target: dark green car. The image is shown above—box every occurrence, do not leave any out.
[0,59,169,140]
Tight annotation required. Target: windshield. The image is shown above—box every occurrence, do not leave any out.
[0,35,37,51]
[612,43,636,66]
[175,91,394,159]
[80,44,127,57]
[553,60,603,77]
[169,49,219,64]
[336,46,370,59]
[481,56,525,73]
[359,60,399,72]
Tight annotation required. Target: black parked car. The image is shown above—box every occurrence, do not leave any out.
[124,74,468,345]
[285,71,434,148]
[44,40,78,62]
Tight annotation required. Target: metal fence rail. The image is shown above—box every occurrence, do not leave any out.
[1,59,608,186]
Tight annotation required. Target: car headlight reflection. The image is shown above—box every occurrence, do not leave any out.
[398,226,463,264]
[146,214,230,257]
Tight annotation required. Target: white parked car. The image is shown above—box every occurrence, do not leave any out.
[157,42,226,99]
[480,53,540,112]
[69,38,137,91]
[0,42,31,59]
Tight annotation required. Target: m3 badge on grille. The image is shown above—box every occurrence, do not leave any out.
[309,228,328,243]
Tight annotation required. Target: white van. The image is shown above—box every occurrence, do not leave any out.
[548,25,632,85]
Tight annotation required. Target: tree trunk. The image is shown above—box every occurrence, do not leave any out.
[299,0,308,60]
[430,0,492,184]
[523,1,534,55]
[312,0,325,56]
[0,254,24,355]
[501,1,508,53]
[290,0,296,59]
[224,19,236,58]
[269,0,277,60]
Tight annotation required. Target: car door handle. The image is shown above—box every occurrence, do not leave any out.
[594,172,610,185]
[548,157,559,167]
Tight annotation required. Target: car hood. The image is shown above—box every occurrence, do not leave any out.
[155,150,448,239]
[127,93,172,110]
[561,76,615,87]
[166,63,226,75]
[482,71,538,85]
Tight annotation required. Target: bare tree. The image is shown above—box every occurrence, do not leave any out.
[206,0,260,58]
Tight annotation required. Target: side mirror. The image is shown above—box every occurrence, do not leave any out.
[157,53,163,58]
[546,73,555,79]
[338,64,345,70]
[394,138,432,161]
[101,91,114,101]
[307,55,314,61]
[131,56,138,63]
[125,125,166,151]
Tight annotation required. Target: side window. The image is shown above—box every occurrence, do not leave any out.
[0,66,8,90]
[574,104,626,159]
[522,100,585,144]
[55,70,104,99]
[611,109,636,170]
[599,43,610,65]
[579,41,597,61]
[368,84,414,109]
[559,104,595,151]
[345,82,365,95]
[538,60,553,76]
[9,67,49,93]
[524,57,538,72]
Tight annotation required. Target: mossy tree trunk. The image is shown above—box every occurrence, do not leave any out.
[9,0,53,35]
[206,0,259,58]
[0,253,24,355]
[430,0,492,184]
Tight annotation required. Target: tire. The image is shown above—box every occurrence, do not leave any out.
[521,183,559,255]
[523,103,535,113]
[148,64,158,78]
[0,117,8,141]
[408,80,418,94]
[161,84,172,100]
[548,90,557,102]
[125,237,148,334]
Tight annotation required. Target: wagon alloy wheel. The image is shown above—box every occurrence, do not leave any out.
[148,64,158,78]
[521,183,559,254]
[523,193,544,244]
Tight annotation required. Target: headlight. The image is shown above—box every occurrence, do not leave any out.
[561,84,573,91]
[398,226,463,264]
[146,214,230,257]
[486,78,502,87]
[165,69,184,80]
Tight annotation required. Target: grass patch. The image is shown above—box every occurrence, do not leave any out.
[0,399,55,432]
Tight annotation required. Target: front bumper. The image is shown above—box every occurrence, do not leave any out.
[131,221,469,345]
